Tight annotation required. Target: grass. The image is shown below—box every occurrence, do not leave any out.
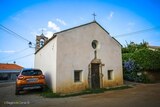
[40,85,132,98]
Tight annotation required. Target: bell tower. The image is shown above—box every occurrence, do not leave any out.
[36,33,48,51]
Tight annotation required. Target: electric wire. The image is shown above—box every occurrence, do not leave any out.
[149,40,160,44]
[1,24,160,62]
[6,53,34,62]
[0,47,30,61]
[0,24,35,45]
[114,26,160,38]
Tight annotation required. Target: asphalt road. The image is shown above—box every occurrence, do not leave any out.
[0,82,160,107]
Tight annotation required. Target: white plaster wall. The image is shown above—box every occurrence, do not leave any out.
[34,37,57,92]
[56,22,123,93]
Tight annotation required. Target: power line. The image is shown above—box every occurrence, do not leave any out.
[0,24,30,42]
[114,26,160,38]
[6,53,34,62]
[0,24,35,45]
[149,40,160,44]
[0,47,30,61]
[0,27,20,40]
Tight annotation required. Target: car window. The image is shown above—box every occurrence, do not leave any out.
[22,70,42,76]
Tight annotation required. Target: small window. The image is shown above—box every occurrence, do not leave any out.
[40,39,45,47]
[92,40,98,49]
[74,70,82,82]
[108,70,113,80]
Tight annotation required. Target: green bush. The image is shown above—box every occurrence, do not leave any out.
[122,42,160,71]
[140,74,151,83]
[132,49,160,71]
[122,41,160,83]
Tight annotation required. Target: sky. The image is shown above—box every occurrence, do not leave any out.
[0,0,160,68]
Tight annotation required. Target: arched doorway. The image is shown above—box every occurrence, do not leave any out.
[91,63,100,89]
[88,59,103,89]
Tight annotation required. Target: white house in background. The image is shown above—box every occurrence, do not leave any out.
[34,21,123,94]
[0,63,23,81]
[148,45,160,51]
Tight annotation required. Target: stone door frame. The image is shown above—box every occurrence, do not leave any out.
[88,59,104,89]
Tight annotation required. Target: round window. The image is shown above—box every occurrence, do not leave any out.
[92,40,98,49]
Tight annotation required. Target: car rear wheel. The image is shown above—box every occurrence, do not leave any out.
[15,88,20,95]
[40,87,44,92]
[40,86,46,92]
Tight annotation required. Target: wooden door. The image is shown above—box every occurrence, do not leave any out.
[91,64,100,89]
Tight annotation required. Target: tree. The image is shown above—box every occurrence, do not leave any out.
[122,41,160,71]
[122,41,160,83]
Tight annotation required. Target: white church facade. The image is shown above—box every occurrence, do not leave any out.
[34,21,123,94]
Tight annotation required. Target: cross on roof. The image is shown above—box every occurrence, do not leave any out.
[92,13,96,21]
[42,29,44,34]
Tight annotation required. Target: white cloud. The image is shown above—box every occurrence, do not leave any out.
[31,27,53,38]
[11,15,20,21]
[56,18,67,26]
[127,22,135,26]
[80,17,84,20]
[107,11,114,20]
[48,21,60,31]
[45,31,53,38]
[11,10,29,22]
[0,50,15,54]
[126,22,135,32]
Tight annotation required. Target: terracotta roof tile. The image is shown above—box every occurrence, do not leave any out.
[0,63,23,70]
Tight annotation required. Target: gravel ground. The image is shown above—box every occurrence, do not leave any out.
[0,82,160,107]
